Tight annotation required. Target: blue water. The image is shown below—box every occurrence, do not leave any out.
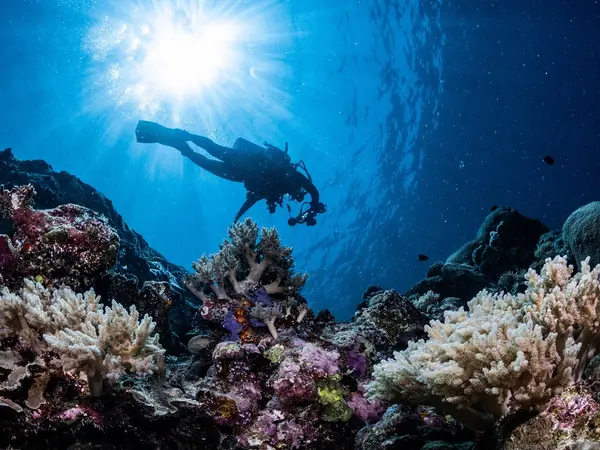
[0,0,598,320]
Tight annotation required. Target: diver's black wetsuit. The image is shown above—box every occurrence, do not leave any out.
[135,120,325,224]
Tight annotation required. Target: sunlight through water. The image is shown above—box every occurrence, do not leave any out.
[135,18,240,95]
[83,0,295,138]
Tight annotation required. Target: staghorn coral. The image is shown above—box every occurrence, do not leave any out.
[366,256,600,431]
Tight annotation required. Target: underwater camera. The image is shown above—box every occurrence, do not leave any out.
[287,202,325,227]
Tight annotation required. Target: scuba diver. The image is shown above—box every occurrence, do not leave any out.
[135,120,326,226]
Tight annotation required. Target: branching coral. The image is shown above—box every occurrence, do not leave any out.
[0,279,101,352]
[296,302,309,323]
[0,279,165,398]
[186,218,311,343]
[366,256,600,431]
[227,222,288,283]
[44,299,164,396]
[187,218,307,300]
[250,303,283,339]
[188,253,231,300]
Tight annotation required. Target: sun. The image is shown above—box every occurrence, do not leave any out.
[132,10,241,97]
[83,0,295,137]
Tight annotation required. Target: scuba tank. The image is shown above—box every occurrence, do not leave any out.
[233,137,266,154]
[234,138,292,165]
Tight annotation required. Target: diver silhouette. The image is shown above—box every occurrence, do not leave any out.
[135,120,326,226]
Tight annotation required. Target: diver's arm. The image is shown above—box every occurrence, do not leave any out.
[294,171,320,207]
[233,192,263,222]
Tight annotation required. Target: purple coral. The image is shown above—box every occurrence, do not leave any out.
[547,390,599,430]
[223,311,243,342]
[347,391,386,423]
[240,409,305,449]
[272,361,318,403]
[299,342,340,377]
[251,288,272,306]
[276,418,304,448]
[346,349,367,379]
[0,235,17,271]
[58,407,86,422]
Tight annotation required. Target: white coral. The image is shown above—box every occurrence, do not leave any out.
[0,280,102,352]
[0,280,164,397]
[44,300,164,396]
[366,256,600,431]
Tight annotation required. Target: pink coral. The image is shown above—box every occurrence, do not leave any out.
[547,389,599,430]
[298,342,340,377]
[272,360,318,403]
[0,184,119,287]
[347,391,386,423]
[58,407,85,422]
[239,409,306,449]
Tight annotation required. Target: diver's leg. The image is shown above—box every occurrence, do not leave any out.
[175,141,244,182]
[186,135,242,161]
[135,120,245,164]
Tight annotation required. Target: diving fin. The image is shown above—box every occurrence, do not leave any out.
[135,120,175,144]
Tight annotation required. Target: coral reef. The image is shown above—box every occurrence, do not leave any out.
[0,148,198,350]
[0,184,119,289]
[563,202,600,268]
[501,387,600,450]
[0,191,395,449]
[184,217,310,344]
[367,255,600,433]
[178,218,393,448]
[2,150,600,450]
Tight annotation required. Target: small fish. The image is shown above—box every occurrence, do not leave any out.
[418,254,429,261]
[543,155,555,165]
[490,205,499,212]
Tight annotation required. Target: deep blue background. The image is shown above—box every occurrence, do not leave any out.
[0,0,598,319]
